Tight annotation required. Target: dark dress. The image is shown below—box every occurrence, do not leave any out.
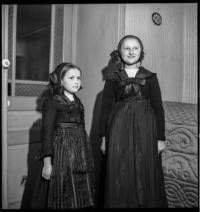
[100,65,168,208]
[39,94,95,208]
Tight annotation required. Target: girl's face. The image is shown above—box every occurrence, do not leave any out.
[61,68,81,93]
[120,38,142,65]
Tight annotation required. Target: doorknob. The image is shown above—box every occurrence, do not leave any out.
[2,59,10,69]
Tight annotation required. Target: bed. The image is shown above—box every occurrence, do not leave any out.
[162,101,198,208]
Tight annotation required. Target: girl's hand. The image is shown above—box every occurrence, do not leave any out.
[42,164,52,180]
[101,137,106,155]
[42,156,52,180]
[158,140,166,154]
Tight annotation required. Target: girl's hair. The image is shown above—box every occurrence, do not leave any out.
[48,62,82,96]
[117,34,145,64]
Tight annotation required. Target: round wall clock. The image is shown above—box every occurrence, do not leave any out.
[152,12,162,25]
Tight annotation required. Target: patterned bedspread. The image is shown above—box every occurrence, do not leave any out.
[162,101,198,208]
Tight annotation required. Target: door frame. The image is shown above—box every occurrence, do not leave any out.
[2,4,9,209]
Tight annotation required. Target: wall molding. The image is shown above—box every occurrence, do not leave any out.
[63,4,73,62]
[71,4,78,64]
[182,4,197,104]
[117,4,125,42]
[12,5,17,96]
[49,4,55,72]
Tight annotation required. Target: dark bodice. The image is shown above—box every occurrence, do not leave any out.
[106,74,153,102]
[100,65,165,141]
[41,94,85,158]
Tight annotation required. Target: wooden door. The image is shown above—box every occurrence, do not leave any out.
[2,4,65,208]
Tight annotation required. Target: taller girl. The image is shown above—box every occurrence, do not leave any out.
[100,35,168,208]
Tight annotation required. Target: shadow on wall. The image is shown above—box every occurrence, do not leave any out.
[89,90,103,207]
[89,61,111,208]
[20,89,50,209]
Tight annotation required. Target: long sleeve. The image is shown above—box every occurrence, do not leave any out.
[99,80,115,137]
[41,99,57,159]
[149,75,165,141]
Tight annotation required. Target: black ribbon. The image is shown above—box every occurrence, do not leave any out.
[119,77,146,87]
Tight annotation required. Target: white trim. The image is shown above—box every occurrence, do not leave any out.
[8,144,29,150]
[49,4,55,73]
[15,80,48,85]
[2,5,8,208]
[8,127,38,132]
[2,5,8,59]
[12,5,17,97]
[62,5,66,62]
[71,4,78,64]
[8,125,41,132]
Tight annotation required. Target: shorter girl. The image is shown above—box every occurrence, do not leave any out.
[37,62,94,208]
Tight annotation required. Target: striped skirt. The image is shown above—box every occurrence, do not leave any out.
[47,123,95,209]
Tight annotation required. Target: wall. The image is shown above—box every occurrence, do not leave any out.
[73,4,122,134]
[125,3,197,103]
[67,3,197,136]
[63,4,73,62]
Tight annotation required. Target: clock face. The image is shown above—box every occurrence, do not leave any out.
[152,12,162,25]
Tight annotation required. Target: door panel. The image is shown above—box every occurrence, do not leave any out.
[2,5,63,209]
[2,4,70,208]
[7,143,42,208]
[8,111,41,130]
